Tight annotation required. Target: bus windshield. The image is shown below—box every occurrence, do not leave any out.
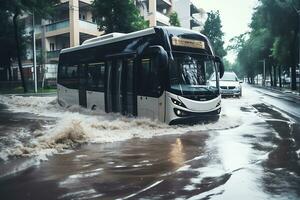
[169,53,218,95]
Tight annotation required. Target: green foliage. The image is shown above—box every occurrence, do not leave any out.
[227,33,248,53]
[1,0,59,18]
[0,0,59,64]
[0,10,17,67]
[201,10,227,58]
[235,0,300,86]
[92,0,148,33]
[169,12,180,27]
[0,0,59,88]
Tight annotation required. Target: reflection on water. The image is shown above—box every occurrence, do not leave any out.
[169,138,185,167]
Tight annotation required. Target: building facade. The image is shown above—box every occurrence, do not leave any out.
[172,0,204,31]
[21,0,101,82]
[137,0,172,27]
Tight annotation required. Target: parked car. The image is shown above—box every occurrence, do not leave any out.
[209,72,242,97]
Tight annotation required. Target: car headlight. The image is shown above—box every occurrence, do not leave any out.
[171,98,186,108]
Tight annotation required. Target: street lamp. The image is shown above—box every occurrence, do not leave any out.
[32,12,37,93]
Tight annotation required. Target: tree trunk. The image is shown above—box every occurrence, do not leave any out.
[269,65,273,87]
[13,12,27,93]
[279,65,282,88]
[273,65,277,87]
[8,63,12,81]
[291,22,298,91]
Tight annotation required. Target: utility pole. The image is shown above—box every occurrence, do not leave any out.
[32,12,37,93]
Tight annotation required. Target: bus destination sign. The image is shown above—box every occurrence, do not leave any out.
[172,37,205,49]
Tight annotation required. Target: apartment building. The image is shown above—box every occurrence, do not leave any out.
[21,0,101,81]
[137,0,172,26]
[172,0,204,31]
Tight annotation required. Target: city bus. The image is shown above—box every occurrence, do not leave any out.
[57,26,224,124]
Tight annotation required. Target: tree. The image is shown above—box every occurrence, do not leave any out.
[92,0,148,33]
[201,11,227,58]
[235,0,300,89]
[169,12,180,27]
[0,9,19,81]
[1,0,59,92]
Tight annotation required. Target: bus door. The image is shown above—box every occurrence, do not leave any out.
[123,58,136,116]
[137,57,165,122]
[105,60,119,113]
[78,64,87,108]
[105,55,137,115]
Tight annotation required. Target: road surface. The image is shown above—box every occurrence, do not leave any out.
[0,84,299,200]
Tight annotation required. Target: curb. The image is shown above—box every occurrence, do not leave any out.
[1,92,57,97]
[252,85,300,101]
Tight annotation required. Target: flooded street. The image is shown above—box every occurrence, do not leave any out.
[0,84,300,200]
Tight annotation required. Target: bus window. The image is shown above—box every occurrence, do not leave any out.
[58,64,79,89]
[87,62,105,92]
[139,58,160,97]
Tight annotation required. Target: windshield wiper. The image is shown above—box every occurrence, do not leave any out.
[190,85,218,92]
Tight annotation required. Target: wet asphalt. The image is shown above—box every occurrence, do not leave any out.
[0,85,300,200]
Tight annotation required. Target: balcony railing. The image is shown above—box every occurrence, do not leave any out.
[190,3,201,15]
[157,0,172,7]
[47,50,61,59]
[46,20,69,32]
[79,20,98,31]
[190,16,201,28]
[156,11,170,26]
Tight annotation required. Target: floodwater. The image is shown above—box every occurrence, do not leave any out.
[0,84,299,200]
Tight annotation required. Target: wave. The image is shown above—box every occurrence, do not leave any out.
[0,95,244,161]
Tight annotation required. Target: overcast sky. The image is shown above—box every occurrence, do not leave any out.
[192,0,259,62]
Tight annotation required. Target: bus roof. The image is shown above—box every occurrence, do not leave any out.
[61,28,156,54]
[61,26,209,54]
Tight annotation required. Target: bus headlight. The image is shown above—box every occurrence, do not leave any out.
[171,98,186,108]
[174,108,188,117]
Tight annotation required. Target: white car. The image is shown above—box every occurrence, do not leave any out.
[210,72,242,97]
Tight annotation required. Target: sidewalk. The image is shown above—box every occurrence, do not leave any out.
[251,84,300,102]
[0,88,57,97]
[1,91,57,97]
[4,92,57,97]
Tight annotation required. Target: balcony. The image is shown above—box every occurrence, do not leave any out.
[157,0,172,7]
[190,3,201,15]
[156,12,170,26]
[79,20,98,31]
[47,50,61,59]
[46,20,69,32]
[190,16,201,28]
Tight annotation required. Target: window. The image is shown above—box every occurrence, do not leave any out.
[58,64,79,89]
[50,43,55,51]
[139,58,160,97]
[87,62,105,91]
[126,59,134,92]
[79,13,86,21]
[169,53,218,95]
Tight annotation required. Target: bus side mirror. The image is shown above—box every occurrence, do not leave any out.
[148,45,168,69]
[215,56,224,78]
